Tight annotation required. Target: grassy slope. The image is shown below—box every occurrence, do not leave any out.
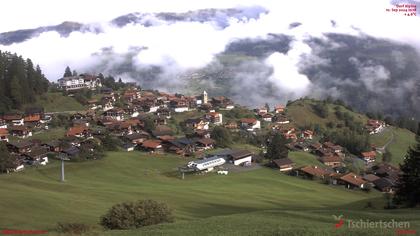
[370,128,393,147]
[105,209,420,236]
[370,127,416,166]
[28,92,85,112]
[0,151,388,232]
[387,128,416,166]
[286,99,368,130]
[288,151,325,168]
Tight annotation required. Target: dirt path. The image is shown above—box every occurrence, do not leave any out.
[376,127,395,154]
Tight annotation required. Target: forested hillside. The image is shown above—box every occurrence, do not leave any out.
[0,51,49,112]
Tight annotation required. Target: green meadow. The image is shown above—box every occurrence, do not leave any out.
[1,151,419,235]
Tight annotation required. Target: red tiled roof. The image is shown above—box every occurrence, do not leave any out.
[0,128,8,136]
[240,118,257,124]
[158,135,175,141]
[66,126,88,137]
[300,166,329,177]
[320,155,342,163]
[24,114,41,122]
[142,140,162,149]
[3,114,22,120]
[340,172,367,186]
[361,151,376,158]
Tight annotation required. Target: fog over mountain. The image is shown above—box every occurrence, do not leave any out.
[1,0,420,118]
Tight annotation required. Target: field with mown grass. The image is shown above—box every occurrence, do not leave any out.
[370,127,416,166]
[27,92,85,112]
[1,151,419,235]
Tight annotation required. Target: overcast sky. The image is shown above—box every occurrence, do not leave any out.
[0,0,419,83]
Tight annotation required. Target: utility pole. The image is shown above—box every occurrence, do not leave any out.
[61,158,65,182]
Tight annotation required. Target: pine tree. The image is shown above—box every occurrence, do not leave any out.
[266,133,289,160]
[0,142,17,173]
[394,123,420,207]
[63,66,72,77]
[9,76,23,108]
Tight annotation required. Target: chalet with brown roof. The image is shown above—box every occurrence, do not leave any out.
[170,98,189,113]
[261,113,274,122]
[323,142,343,153]
[274,105,285,113]
[7,141,33,154]
[23,114,41,124]
[301,130,314,140]
[340,172,367,189]
[362,174,381,188]
[366,119,385,134]
[372,177,396,193]
[227,150,253,166]
[299,166,330,179]
[373,163,400,183]
[272,158,295,172]
[22,147,49,166]
[141,140,163,153]
[123,132,150,145]
[196,138,215,150]
[240,118,260,131]
[101,97,114,111]
[9,126,32,138]
[167,138,196,156]
[66,126,90,138]
[106,121,134,136]
[361,151,376,163]
[185,118,209,131]
[310,142,322,151]
[205,112,223,125]
[3,114,24,126]
[211,96,234,110]
[0,128,9,142]
[103,108,125,121]
[319,155,342,168]
[123,89,141,102]
[255,107,268,115]
[42,140,63,153]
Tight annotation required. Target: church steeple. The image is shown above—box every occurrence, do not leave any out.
[203,90,208,104]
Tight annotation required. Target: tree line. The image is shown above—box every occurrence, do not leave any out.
[0,51,49,113]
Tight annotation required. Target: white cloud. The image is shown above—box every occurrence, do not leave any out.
[265,41,312,94]
[0,0,419,85]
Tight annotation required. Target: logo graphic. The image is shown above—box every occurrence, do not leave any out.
[332,214,344,229]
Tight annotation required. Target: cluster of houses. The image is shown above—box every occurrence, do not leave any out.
[0,88,242,173]
[365,119,386,134]
[58,89,236,158]
[0,80,400,195]
[270,157,400,193]
[254,105,290,124]
[183,149,254,173]
[0,108,51,141]
[57,74,102,91]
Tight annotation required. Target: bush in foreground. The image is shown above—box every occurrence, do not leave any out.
[100,199,174,230]
[56,222,92,234]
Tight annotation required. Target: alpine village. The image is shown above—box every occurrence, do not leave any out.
[0,52,419,235]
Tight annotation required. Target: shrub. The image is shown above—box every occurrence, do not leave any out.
[100,199,174,230]
[56,222,92,234]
